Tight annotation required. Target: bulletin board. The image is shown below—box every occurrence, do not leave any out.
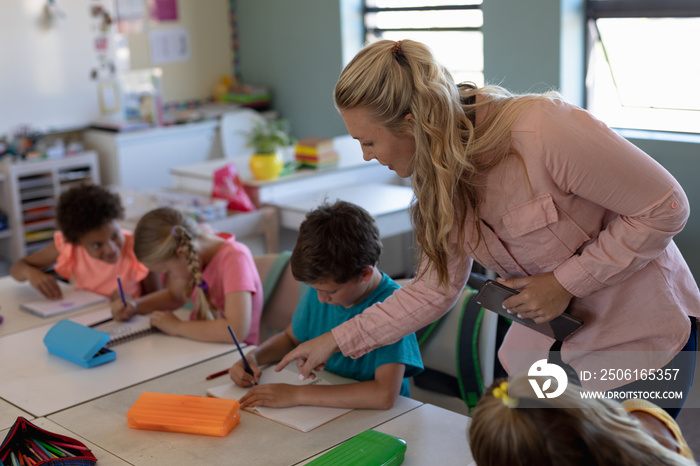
[0,1,112,137]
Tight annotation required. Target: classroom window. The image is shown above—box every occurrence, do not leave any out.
[363,0,484,86]
[586,0,700,134]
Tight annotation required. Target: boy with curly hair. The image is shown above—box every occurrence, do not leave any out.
[10,183,160,300]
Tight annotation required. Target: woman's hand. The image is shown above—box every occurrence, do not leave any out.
[28,269,62,300]
[229,356,261,387]
[498,272,574,324]
[150,310,183,336]
[275,331,339,379]
[239,384,299,409]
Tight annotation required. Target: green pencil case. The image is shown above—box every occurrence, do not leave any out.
[307,429,406,465]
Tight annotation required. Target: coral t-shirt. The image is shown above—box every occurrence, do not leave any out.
[53,230,149,298]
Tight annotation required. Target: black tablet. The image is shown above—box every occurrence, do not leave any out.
[474,280,583,341]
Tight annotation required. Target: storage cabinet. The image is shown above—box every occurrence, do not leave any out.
[84,120,222,190]
[0,152,100,263]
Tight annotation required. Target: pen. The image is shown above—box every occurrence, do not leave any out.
[89,317,113,328]
[205,368,230,380]
[117,275,126,307]
[227,325,255,379]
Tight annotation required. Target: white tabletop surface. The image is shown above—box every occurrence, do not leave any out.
[48,352,423,466]
[0,307,237,417]
[0,277,109,337]
[298,403,473,465]
[0,399,32,431]
[276,183,414,238]
[170,134,371,185]
[0,417,131,465]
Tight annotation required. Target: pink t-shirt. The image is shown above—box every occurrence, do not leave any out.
[189,236,263,345]
[332,98,700,387]
[53,230,149,298]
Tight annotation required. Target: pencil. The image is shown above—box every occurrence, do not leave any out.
[227,325,255,378]
[116,275,126,307]
[205,368,230,380]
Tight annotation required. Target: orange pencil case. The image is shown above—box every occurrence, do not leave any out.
[126,392,241,437]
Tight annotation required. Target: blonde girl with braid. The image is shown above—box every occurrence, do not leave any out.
[278,39,699,418]
[469,375,694,465]
[109,207,263,344]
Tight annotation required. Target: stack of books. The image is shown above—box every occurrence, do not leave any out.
[295,137,339,168]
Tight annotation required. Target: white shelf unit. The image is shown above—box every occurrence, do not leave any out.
[0,152,100,263]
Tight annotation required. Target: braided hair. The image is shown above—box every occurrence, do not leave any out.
[133,207,215,320]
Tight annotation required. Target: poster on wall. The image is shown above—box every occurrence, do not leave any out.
[149,28,190,64]
[115,0,147,34]
[149,0,178,22]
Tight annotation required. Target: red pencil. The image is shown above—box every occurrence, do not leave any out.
[45,441,88,452]
[205,368,229,380]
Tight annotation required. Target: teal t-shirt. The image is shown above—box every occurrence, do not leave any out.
[292,272,423,397]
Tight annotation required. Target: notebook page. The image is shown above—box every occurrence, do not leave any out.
[20,290,107,317]
[206,366,353,432]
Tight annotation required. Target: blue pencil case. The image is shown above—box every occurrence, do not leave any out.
[43,319,116,368]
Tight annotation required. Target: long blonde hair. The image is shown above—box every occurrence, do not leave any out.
[133,207,214,320]
[334,39,561,288]
[469,375,694,466]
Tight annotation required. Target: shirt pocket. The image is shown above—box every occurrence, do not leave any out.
[501,194,590,268]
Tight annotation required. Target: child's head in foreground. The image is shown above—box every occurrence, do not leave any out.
[291,200,382,308]
[56,183,125,264]
[468,375,694,466]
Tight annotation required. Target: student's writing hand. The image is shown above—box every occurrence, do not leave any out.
[498,272,574,324]
[239,384,299,409]
[150,310,183,336]
[275,331,337,379]
[109,292,137,321]
[229,357,261,387]
[28,269,62,300]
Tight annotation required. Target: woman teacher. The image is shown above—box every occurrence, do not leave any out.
[278,40,699,415]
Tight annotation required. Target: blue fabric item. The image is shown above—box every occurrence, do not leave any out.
[292,273,423,397]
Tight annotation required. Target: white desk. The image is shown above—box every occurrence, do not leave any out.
[276,183,414,239]
[0,399,32,431]
[170,134,402,207]
[48,352,425,466]
[0,307,236,417]
[0,277,107,337]
[299,403,473,465]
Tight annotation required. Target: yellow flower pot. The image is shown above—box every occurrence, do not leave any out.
[250,152,284,180]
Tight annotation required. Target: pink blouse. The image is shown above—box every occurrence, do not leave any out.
[332,99,700,383]
[189,236,263,346]
[54,230,149,298]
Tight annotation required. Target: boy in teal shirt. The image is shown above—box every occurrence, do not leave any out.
[230,200,423,409]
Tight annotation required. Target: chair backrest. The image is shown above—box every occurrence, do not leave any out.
[220,108,266,159]
[254,252,306,343]
[406,272,509,409]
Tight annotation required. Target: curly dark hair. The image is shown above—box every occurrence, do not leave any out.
[56,183,124,244]
[291,200,382,284]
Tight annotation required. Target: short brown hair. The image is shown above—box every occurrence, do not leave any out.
[291,200,382,284]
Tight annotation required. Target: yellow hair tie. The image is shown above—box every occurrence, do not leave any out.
[493,381,518,408]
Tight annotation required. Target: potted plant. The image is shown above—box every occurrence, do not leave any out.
[246,118,295,180]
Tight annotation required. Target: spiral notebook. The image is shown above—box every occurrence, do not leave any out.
[93,314,158,347]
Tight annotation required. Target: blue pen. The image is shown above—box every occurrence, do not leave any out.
[228,325,255,379]
[116,275,127,307]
